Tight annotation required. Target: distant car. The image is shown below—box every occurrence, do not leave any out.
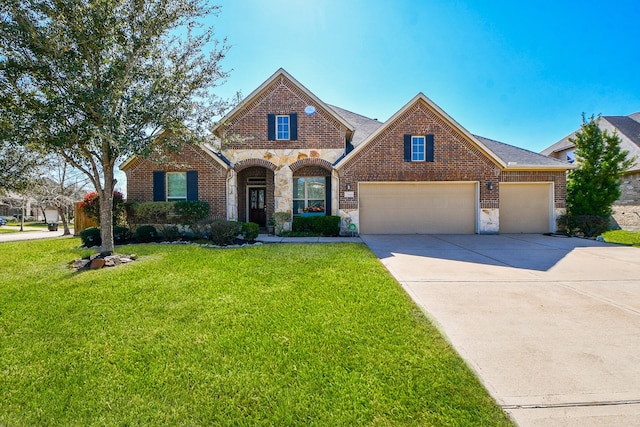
[0,218,7,226]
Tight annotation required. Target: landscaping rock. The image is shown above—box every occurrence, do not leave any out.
[90,258,106,269]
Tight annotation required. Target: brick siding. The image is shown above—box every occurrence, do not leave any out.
[338,99,501,209]
[221,75,348,151]
[124,145,227,219]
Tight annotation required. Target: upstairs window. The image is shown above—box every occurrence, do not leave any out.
[276,115,290,140]
[404,134,434,162]
[268,113,298,141]
[411,136,425,161]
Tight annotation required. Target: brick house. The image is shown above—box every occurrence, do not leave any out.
[542,113,640,230]
[121,68,571,234]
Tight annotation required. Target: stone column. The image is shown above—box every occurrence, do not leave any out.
[226,169,237,221]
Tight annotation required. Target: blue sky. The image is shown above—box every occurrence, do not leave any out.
[210,0,640,153]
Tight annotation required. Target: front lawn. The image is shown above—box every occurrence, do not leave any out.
[602,229,640,247]
[0,239,513,426]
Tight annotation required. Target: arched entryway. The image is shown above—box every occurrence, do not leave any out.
[235,160,276,227]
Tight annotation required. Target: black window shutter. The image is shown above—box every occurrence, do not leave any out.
[426,134,435,162]
[290,113,298,141]
[324,176,331,216]
[403,134,411,162]
[153,171,166,201]
[267,114,275,140]
[186,171,198,201]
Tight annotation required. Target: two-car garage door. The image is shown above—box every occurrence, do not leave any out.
[359,182,477,234]
[358,181,554,234]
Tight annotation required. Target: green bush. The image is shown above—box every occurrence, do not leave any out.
[158,225,180,241]
[292,215,341,236]
[194,219,240,246]
[113,226,131,244]
[557,214,610,237]
[79,227,101,247]
[133,202,175,225]
[173,200,210,225]
[134,225,158,243]
[241,222,259,242]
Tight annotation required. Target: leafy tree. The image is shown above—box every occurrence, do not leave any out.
[0,0,230,254]
[0,143,42,195]
[567,114,635,219]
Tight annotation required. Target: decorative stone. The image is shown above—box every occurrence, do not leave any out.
[72,259,90,270]
[90,258,106,269]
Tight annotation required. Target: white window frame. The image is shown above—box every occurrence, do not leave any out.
[276,115,290,140]
[166,172,187,201]
[411,136,426,162]
[293,176,325,215]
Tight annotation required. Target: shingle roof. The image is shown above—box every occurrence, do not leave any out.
[328,105,383,147]
[604,115,640,149]
[475,135,571,167]
[541,113,640,172]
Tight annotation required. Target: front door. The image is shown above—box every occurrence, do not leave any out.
[248,187,266,227]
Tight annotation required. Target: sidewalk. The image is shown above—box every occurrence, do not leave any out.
[0,226,72,243]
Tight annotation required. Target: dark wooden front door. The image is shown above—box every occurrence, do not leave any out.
[248,187,266,226]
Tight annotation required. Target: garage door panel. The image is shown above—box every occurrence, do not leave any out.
[359,183,477,234]
[500,183,551,233]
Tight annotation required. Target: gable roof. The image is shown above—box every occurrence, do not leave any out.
[211,68,355,140]
[541,113,640,172]
[334,93,570,171]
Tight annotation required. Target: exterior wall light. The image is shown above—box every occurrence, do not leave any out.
[487,182,494,191]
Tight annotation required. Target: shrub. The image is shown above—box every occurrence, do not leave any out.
[80,191,125,225]
[572,215,610,237]
[113,226,131,244]
[79,227,101,247]
[133,202,175,225]
[292,215,341,236]
[173,200,210,225]
[194,219,240,246]
[158,225,180,241]
[272,212,291,236]
[557,214,610,237]
[241,222,259,242]
[134,225,158,243]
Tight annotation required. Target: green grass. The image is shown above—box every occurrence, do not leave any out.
[0,239,513,426]
[0,228,37,234]
[602,229,640,247]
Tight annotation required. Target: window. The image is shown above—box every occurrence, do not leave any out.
[404,134,434,162]
[276,115,290,140]
[167,172,187,200]
[411,136,425,161]
[293,177,325,215]
[566,150,576,164]
[268,113,298,141]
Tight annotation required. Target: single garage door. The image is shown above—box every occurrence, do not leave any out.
[359,182,477,234]
[499,183,552,233]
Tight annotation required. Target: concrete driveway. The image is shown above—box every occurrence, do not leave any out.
[362,234,640,427]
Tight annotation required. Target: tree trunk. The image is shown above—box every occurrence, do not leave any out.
[20,202,25,231]
[99,165,116,255]
[57,206,71,235]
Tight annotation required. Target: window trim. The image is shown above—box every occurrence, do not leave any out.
[293,176,326,215]
[411,135,426,162]
[166,171,187,201]
[276,115,290,140]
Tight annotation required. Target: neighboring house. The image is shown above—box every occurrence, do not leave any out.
[122,68,571,234]
[542,113,640,229]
